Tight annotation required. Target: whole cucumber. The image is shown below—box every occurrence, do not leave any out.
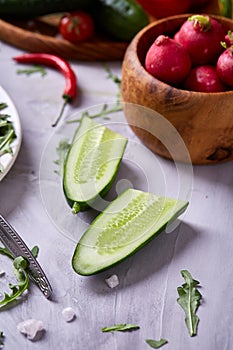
[0,0,92,18]
[92,0,149,41]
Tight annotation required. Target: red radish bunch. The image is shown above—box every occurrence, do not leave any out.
[144,14,233,93]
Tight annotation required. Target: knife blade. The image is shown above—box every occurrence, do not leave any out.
[0,214,52,299]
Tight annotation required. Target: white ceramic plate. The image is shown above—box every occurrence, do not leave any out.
[39,103,193,242]
[0,86,22,182]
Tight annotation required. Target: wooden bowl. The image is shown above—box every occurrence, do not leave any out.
[121,14,233,164]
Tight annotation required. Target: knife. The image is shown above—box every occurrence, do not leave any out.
[0,214,52,299]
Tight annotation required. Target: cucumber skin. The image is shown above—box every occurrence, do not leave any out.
[72,194,189,276]
[72,222,170,275]
[92,0,149,41]
[0,0,91,18]
[63,158,124,213]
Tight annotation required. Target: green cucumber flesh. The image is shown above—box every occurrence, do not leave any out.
[72,188,189,275]
[63,116,128,213]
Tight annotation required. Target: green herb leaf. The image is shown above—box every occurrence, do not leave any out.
[0,103,7,111]
[67,102,123,124]
[104,64,121,85]
[0,245,39,259]
[0,256,29,309]
[0,246,14,259]
[0,330,4,346]
[0,103,16,173]
[0,244,40,309]
[102,323,140,333]
[104,64,122,101]
[146,338,168,348]
[67,66,122,124]
[54,139,70,175]
[31,245,39,258]
[177,270,202,337]
[16,65,47,77]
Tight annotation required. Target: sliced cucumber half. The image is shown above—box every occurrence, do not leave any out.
[63,116,128,213]
[72,188,189,275]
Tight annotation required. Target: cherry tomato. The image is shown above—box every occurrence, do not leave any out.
[136,0,192,18]
[59,11,95,43]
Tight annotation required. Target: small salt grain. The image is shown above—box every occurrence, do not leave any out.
[105,274,119,288]
[62,307,76,322]
[17,319,45,341]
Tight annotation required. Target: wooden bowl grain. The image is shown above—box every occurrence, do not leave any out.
[121,14,233,164]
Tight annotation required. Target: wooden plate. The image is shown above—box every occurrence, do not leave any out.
[0,14,129,61]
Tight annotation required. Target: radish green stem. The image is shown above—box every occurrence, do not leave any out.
[188,15,211,31]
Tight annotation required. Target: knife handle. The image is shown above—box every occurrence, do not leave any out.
[0,214,52,299]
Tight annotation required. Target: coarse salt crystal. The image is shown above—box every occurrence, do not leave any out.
[62,307,76,322]
[17,319,45,341]
[105,274,119,288]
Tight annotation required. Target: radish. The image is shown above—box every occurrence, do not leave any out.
[224,30,233,47]
[217,47,233,87]
[183,65,227,92]
[145,35,191,85]
[174,15,225,65]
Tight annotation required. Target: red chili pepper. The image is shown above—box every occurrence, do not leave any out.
[13,53,77,127]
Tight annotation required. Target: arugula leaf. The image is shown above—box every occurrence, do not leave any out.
[0,246,14,259]
[146,338,168,348]
[0,330,4,346]
[102,323,140,333]
[31,245,39,258]
[0,256,29,309]
[0,245,39,309]
[0,245,39,259]
[16,65,47,77]
[177,270,202,337]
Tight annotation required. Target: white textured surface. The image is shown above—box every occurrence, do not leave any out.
[0,40,233,350]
